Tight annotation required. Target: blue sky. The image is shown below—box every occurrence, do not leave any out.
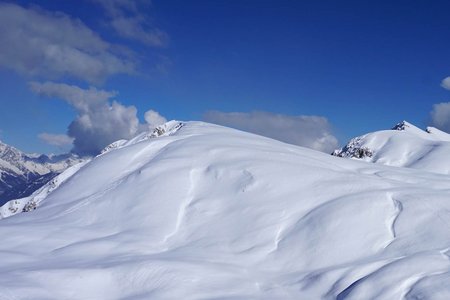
[0,0,449,154]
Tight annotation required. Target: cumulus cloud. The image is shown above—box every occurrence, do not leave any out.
[68,101,139,155]
[0,3,135,84]
[38,133,74,147]
[144,110,167,128]
[91,0,168,47]
[430,102,450,132]
[30,81,165,155]
[203,111,339,153]
[441,77,450,90]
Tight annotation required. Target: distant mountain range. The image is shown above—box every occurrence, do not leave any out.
[0,140,84,205]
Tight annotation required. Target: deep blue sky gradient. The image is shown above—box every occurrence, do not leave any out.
[1,0,449,153]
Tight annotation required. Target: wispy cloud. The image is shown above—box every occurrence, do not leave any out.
[204,111,339,153]
[38,133,74,148]
[30,81,166,155]
[29,81,118,113]
[0,3,135,84]
[91,0,168,47]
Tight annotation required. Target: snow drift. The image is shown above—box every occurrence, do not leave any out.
[0,121,450,299]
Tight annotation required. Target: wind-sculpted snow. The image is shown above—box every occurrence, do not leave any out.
[0,121,450,299]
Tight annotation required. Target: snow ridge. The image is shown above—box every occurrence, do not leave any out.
[100,121,184,155]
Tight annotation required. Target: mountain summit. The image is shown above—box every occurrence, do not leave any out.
[333,121,450,174]
[0,121,449,299]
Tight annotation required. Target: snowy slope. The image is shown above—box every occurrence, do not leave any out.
[0,121,182,219]
[0,121,450,299]
[0,141,84,204]
[333,121,450,174]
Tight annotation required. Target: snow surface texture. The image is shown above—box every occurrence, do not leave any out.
[333,120,450,174]
[1,121,450,299]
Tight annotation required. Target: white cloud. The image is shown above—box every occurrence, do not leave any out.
[144,110,167,128]
[29,81,117,113]
[91,0,142,17]
[430,102,450,132]
[38,133,74,147]
[68,101,140,155]
[30,81,166,155]
[91,0,168,47]
[203,111,339,153]
[0,3,135,84]
[110,16,168,47]
[441,77,450,90]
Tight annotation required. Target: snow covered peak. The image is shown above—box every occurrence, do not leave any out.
[100,121,185,155]
[100,139,128,155]
[153,120,184,135]
[391,120,411,131]
[0,140,86,205]
[391,120,423,131]
[0,140,82,175]
[333,121,450,174]
[127,120,184,145]
[391,120,436,141]
[0,140,26,168]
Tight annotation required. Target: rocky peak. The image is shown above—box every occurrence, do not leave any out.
[391,120,411,131]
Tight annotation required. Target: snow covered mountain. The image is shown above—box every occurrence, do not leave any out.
[0,140,84,205]
[1,121,450,299]
[333,120,450,174]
